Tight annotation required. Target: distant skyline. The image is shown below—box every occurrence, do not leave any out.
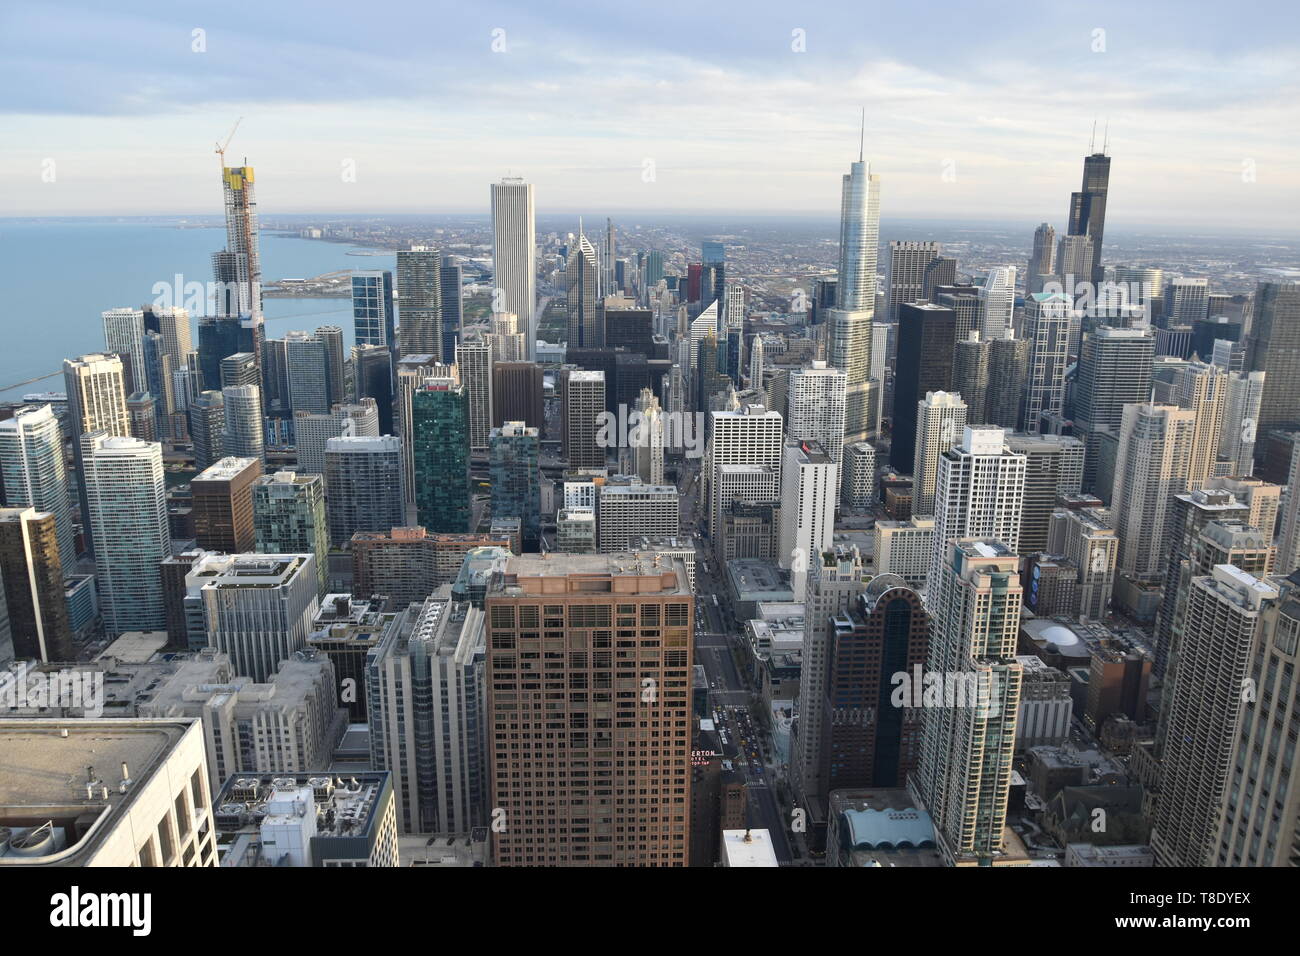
[3,0,1298,228]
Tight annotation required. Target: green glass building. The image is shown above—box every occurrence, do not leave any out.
[413,382,471,532]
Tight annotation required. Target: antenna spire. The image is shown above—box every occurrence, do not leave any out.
[1089,119,1096,152]
[858,108,865,162]
[1102,118,1110,155]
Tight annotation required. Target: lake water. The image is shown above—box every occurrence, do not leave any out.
[0,220,397,399]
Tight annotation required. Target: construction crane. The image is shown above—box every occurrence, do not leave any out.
[215,117,243,171]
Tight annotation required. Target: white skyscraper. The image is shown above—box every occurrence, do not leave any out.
[223,383,265,462]
[101,308,147,391]
[1172,361,1228,488]
[911,390,967,516]
[979,266,1016,340]
[0,404,75,569]
[914,538,1024,865]
[1219,370,1265,475]
[83,433,169,636]
[706,404,784,545]
[1021,292,1076,434]
[785,361,848,494]
[827,146,881,445]
[491,178,537,359]
[926,426,1027,597]
[1110,403,1196,577]
[778,439,837,601]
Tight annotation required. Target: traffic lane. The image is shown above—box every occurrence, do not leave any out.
[748,784,793,863]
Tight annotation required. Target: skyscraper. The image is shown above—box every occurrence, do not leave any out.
[489,422,541,552]
[891,302,957,472]
[0,404,75,569]
[491,179,536,360]
[484,552,693,866]
[439,259,464,364]
[396,246,442,358]
[294,399,379,476]
[82,433,169,636]
[412,379,471,533]
[284,330,330,416]
[0,507,73,662]
[190,389,225,471]
[192,456,262,554]
[1004,433,1085,555]
[778,439,837,600]
[826,147,881,445]
[911,391,967,516]
[785,361,848,494]
[1249,280,1300,442]
[101,308,147,392]
[1020,292,1075,434]
[1073,326,1156,492]
[951,333,989,423]
[566,229,601,349]
[979,267,1017,340]
[491,361,544,430]
[563,370,606,470]
[1150,565,1276,867]
[324,436,406,547]
[222,383,265,463]
[455,337,494,453]
[253,471,329,596]
[1027,222,1056,294]
[914,539,1024,866]
[217,163,263,321]
[352,270,396,351]
[887,241,942,324]
[316,325,347,409]
[706,404,784,546]
[1219,371,1265,475]
[1110,403,1196,577]
[1069,150,1111,288]
[1171,361,1228,488]
[926,426,1027,596]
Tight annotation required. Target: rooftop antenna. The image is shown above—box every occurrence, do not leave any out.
[1089,119,1097,152]
[858,107,865,162]
[1102,118,1110,156]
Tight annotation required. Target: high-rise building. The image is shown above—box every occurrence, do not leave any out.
[566,229,602,349]
[926,426,1027,596]
[1114,266,1165,323]
[1074,326,1156,492]
[192,456,261,554]
[489,422,541,551]
[396,246,442,358]
[706,404,784,545]
[490,361,542,423]
[352,270,396,351]
[563,369,606,470]
[1020,292,1076,434]
[1046,506,1117,621]
[822,577,929,794]
[222,383,265,462]
[980,266,1017,340]
[625,388,665,486]
[1219,370,1266,475]
[1170,361,1228,489]
[914,539,1024,865]
[64,352,130,546]
[1165,277,1210,328]
[1069,151,1111,288]
[350,528,512,605]
[324,436,406,547]
[189,389,225,471]
[455,337,494,452]
[1028,222,1056,294]
[284,330,330,416]
[484,552,693,866]
[785,361,848,492]
[197,553,319,683]
[0,404,75,568]
[412,379,471,533]
[253,471,329,595]
[439,259,464,364]
[369,595,490,834]
[294,399,380,476]
[778,440,837,601]
[316,325,347,409]
[217,163,263,322]
[352,343,395,435]
[219,350,259,389]
[486,311,527,363]
[950,332,989,424]
[887,241,942,324]
[0,507,73,662]
[82,433,169,636]
[1215,574,1300,865]
[892,303,957,472]
[842,441,876,510]
[827,150,880,445]
[1004,433,1085,555]
[986,333,1029,431]
[491,179,536,359]
[597,478,679,553]
[1110,403,1196,577]
[1150,565,1277,867]
[101,308,147,393]
[1249,280,1300,442]
[911,391,967,516]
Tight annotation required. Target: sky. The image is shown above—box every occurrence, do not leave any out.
[2,0,1298,229]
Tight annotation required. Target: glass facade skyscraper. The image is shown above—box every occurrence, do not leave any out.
[413,382,471,532]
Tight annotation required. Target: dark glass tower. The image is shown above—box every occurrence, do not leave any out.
[890,302,957,473]
[412,382,471,532]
